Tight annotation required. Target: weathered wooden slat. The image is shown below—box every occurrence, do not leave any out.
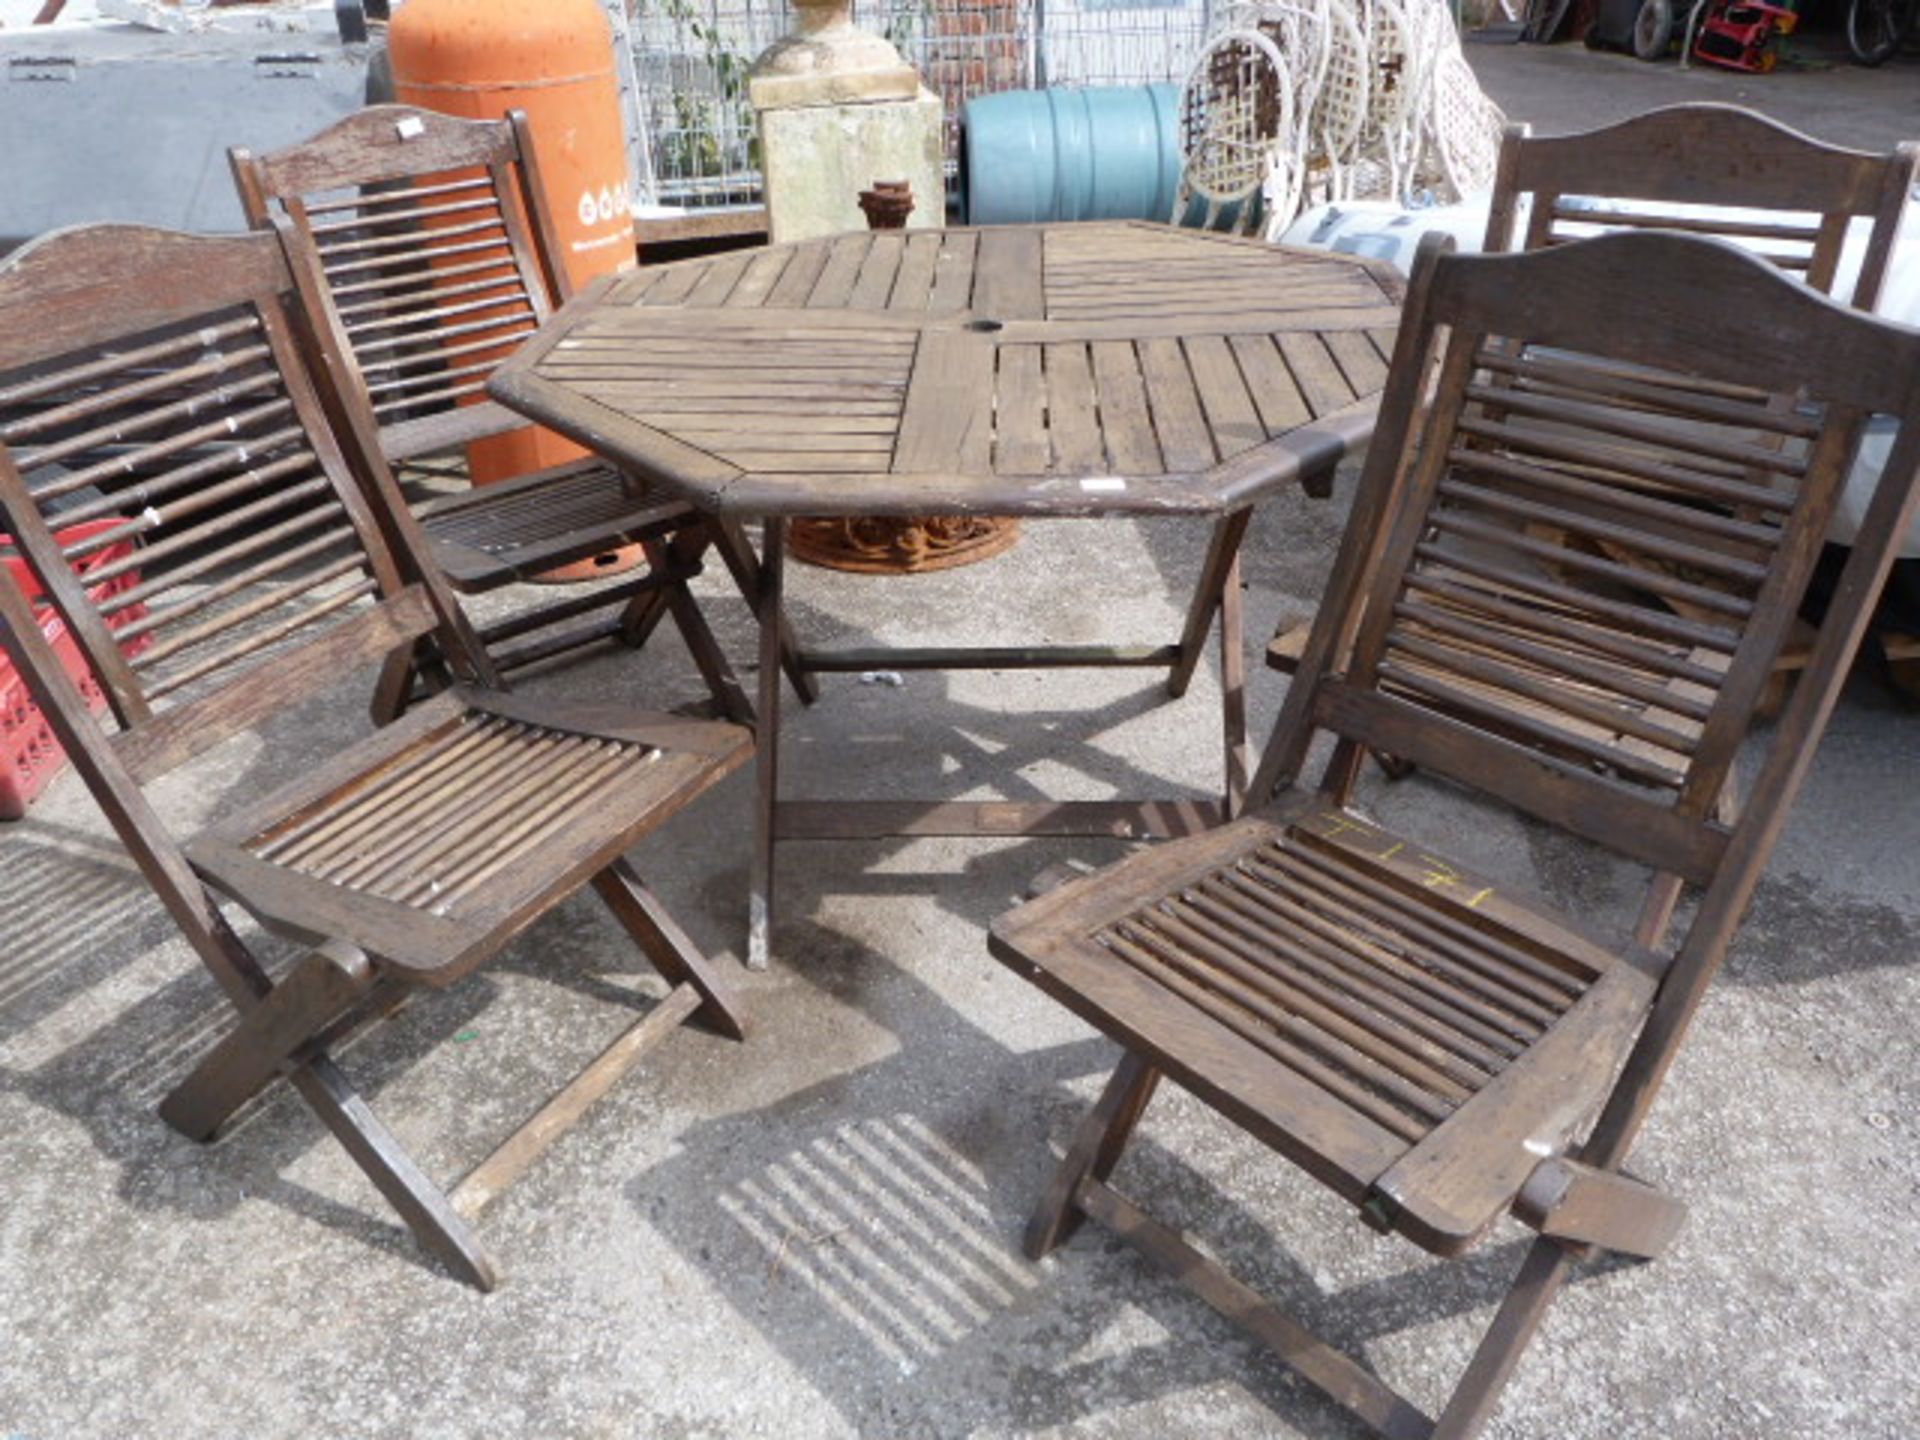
[1090,340,1163,475]
[1184,335,1265,458]
[993,345,1050,475]
[976,227,1046,319]
[1138,337,1217,471]
[1229,333,1312,437]
[889,231,943,310]
[849,232,906,310]
[926,230,979,310]
[892,330,994,474]
[807,232,874,309]
[1043,341,1105,473]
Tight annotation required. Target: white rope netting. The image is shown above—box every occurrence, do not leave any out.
[1177,0,1508,238]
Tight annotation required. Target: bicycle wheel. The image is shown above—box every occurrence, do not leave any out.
[1847,0,1902,65]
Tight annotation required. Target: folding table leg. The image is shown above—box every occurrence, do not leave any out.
[1166,509,1253,700]
[1166,509,1253,816]
[714,515,818,708]
[1218,542,1249,815]
[748,517,787,971]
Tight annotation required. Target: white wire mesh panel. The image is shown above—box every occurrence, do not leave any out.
[1312,0,1370,182]
[1176,27,1297,232]
[1426,43,1506,201]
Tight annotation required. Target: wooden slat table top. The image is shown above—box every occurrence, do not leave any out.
[491,221,1405,519]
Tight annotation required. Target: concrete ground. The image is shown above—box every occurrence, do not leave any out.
[4,42,1918,1440]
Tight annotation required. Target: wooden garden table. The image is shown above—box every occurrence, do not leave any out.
[493,220,1405,966]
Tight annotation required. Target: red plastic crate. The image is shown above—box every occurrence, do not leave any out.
[0,519,149,820]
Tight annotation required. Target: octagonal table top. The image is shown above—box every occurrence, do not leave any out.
[491,221,1405,519]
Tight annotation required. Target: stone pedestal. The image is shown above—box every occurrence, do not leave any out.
[749,0,944,244]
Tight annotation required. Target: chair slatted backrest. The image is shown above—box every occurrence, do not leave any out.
[1483,105,1918,309]
[1256,232,1920,900]
[0,224,469,789]
[230,105,568,453]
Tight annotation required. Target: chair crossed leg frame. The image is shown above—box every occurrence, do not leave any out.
[1026,1049,1688,1439]
[156,858,746,1291]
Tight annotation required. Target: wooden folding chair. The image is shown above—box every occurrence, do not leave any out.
[0,223,755,1290]
[1483,103,1917,307]
[230,104,811,715]
[991,231,1920,1436]
[1270,104,1919,712]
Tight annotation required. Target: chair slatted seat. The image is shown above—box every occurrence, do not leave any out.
[231,105,807,713]
[0,224,755,1290]
[990,231,1920,1436]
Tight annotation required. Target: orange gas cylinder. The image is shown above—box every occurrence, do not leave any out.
[390,0,639,579]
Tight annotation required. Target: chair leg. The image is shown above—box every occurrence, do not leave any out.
[290,1054,499,1291]
[592,857,748,1042]
[158,942,375,1142]
[1167,508,1253,701]
[712,515,818,707]
[1430,1236,1578,1440]
[1026,1050,1160,1260]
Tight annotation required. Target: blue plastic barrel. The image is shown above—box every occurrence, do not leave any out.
[961,85,1183,226]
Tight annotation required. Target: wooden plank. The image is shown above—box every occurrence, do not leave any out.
[579,395,900,417]
[994,345,1050,475]
[572,379,906,402]
[765,238,833,307]
[640,259,708,305]
[1278,332,1357,418]
[849,233,906,310]
[1044,342,1106,473]
[1090,340,1163,474]
[776,798,1222,840]
[639,412,900,435]
[669,430,895,452]
[544,360,906,384]
[449,983,704,1221]
[889,231,943,310]
[722,247,795,309]
[1326,328,1389,395]
[717,450,892,473]
[808,232,874,309]
[1136,337,1216,471]
[1229,333,1312,437]
[892,331,994,474]
[927,230,979,310]
[1184,335,1265,459]
[975,227,1046,319]
[995,308,1393,344]
[682,250,751,307]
